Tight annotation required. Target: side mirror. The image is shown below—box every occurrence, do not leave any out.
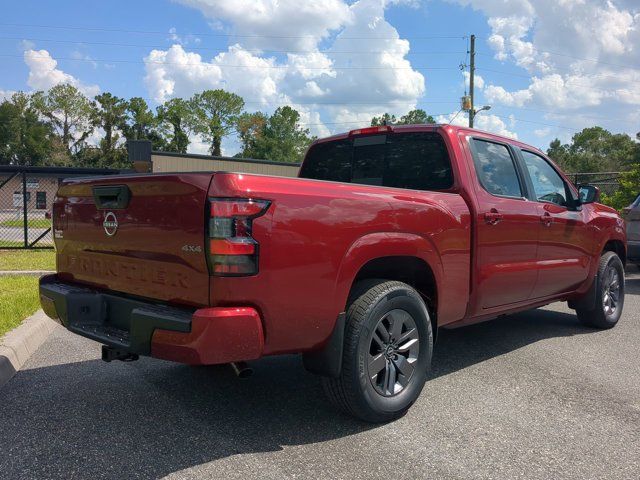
[578,185,600,204]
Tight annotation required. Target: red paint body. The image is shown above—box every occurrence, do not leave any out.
[50,125,626,364]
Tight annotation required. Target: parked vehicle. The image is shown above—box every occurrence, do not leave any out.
[623,193,640,268]
[40,124,627,422]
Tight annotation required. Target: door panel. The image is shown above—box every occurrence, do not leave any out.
[519,149,592,298]
[475,196,540,308]
[468,138,539,310]
[533,202,591,298]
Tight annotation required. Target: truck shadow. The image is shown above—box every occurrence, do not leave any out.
[432,308,585,379]
[625,274,640,295]
[0,291,635,478]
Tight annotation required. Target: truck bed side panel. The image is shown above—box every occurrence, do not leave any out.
[208,173,471,355]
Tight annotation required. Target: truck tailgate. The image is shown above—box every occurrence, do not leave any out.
[53,173,213,307]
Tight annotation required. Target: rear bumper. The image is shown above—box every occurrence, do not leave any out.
[628,240,640,263]
[39,275,264,365]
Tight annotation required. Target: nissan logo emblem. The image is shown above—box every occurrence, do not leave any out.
[103,212,118,237]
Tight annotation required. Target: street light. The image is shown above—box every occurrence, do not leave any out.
[468,105,491,129]
[474,105,491,115]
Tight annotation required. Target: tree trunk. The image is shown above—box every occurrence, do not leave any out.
[212,135,222,157]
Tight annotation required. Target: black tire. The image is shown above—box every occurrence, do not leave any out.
[576,251,625,329]
[322,280,433,423]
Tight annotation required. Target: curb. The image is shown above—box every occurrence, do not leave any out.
[0,310,58,388]
[0,271,55,277]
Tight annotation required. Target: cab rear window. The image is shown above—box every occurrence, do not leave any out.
[299,132,454,191]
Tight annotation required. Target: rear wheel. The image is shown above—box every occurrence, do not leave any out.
[322,280,433,423]
[576,251,625,329]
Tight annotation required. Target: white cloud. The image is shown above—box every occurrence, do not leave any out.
[0,90,16,102]
[174,0,352,50]
[484,84,531,107]
[23,49,100,96]
[436,110,518,139]
[146,0,426,150]
[533,127,550,138]
[167,27,202,46]
[463,71,484,90]
[144,44,285,104]
[449,0,640,145]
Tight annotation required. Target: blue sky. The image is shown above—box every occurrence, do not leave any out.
[1,0,639,155]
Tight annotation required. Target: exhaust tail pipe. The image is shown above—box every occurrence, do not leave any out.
[230,361,253,378]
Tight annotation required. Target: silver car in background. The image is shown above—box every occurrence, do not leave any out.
[623,194,640,269]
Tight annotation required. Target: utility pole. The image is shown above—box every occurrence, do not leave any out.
[469,34,476,128]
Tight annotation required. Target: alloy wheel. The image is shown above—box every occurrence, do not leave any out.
[602,266,621,316]
[367,309,420,397]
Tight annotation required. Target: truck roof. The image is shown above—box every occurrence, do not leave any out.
[310,124,545,157]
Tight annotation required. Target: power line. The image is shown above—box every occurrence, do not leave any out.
[490,104,640,127]
[0,36,466,56]
[476,67,638,95]
[0,23,467,41]
[484,40,634,70]
[2,53,461,71]
[487,113,584,131]
[476,54,640,79]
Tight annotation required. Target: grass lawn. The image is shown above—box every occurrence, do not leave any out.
[0,218,52,228]
[0,250,56,271]
[0,240,25,248]
[0,276,41,337]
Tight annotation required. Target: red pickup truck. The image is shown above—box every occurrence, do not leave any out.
[39,124,627,422]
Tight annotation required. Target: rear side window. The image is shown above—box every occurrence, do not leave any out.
[470,139,523,198]
[300,132,453,191]
[299,139,352,183]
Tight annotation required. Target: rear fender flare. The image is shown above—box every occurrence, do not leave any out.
[334,232,444,311]
[304,233,443,378]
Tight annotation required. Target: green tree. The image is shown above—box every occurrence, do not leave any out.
[92,92,128,166]
[601,164,640,211]
[119,97,165,150]
[371,113,397,126]
[32,84,94,156]
[546,138,569,166]
[189,89,245,156]
[547,127,639,173]
[236,112,268,158]
[0,92,54,165]
[371,109,436,126]
[399,109,436,125]
[156,98,193,153]
[245,106,314,163]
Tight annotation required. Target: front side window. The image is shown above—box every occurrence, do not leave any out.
[521,150,568,207]
[470,139,523,198]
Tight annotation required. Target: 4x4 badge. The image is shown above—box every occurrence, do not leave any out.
[103,212,118,237]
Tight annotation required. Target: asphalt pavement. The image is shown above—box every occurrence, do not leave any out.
[1,270,639,479]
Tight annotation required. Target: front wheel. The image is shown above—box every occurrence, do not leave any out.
[576,251,625,329]
[322,280,433,423]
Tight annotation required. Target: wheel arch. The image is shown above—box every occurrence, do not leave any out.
[602,238,626,266]
[304,233,443,378]
[350,256,438,337]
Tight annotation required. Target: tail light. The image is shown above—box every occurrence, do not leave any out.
[207,198,270,276]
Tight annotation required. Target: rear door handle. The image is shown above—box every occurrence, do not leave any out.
[484,210,503,225]
[540,212,553,227]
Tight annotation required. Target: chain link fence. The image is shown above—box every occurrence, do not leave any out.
[569,172,621,196]
[0,166,121,249]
